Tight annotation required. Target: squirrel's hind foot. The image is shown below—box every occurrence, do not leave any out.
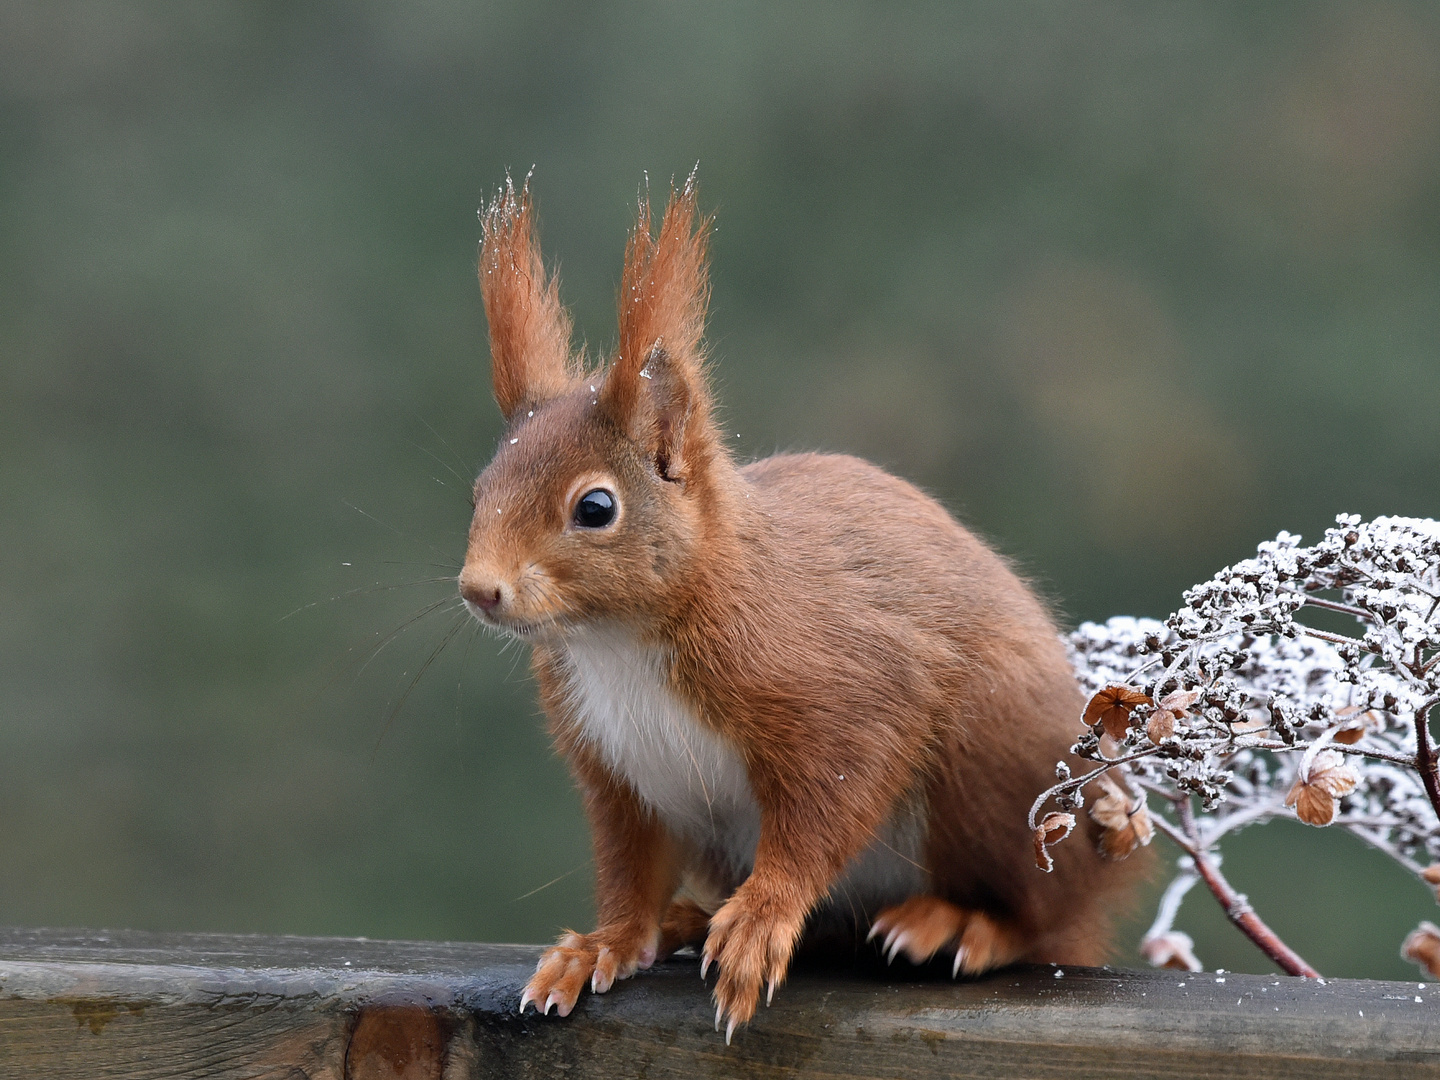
[867,895,1022,976]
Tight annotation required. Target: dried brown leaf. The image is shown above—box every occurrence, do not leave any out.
[1146,709,1176,745]
[1089,773,1153,859]
[1333,708,1380,745]
[1422,865,1440,902]
[1308,750,1360,796]
[1285,781,1336,826]
[1402,921,1440,978]
[1083,685,1152,741]
[1157,689,1200,717]
[1284,749,1359,826]
[1032,812,1077,873]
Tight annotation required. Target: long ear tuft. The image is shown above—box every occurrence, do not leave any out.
[602,167,717,482]
[479,172,574,420]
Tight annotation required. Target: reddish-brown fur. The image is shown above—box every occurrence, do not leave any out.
[479,173,576,419]
[460,173,1144,1040]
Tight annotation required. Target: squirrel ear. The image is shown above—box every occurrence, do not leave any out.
[601,168,714,483]
[479,173,573,420]
[625,340,694,481]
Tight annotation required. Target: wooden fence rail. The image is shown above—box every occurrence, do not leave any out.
[2,926,1439,1078]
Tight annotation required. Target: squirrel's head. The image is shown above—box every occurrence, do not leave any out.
[459,172,724,638]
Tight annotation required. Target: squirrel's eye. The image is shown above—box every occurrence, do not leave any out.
[574,488,617,529]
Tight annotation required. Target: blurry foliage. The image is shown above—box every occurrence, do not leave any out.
[1,1,1438,977]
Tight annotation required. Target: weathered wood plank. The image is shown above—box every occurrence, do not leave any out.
[1,927,1438,1078]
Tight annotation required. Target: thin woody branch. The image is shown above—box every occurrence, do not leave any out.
[1159,805,1319,979]
[1414,701,1440,824]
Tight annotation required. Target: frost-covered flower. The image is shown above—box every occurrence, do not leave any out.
[1037,515,1440,976]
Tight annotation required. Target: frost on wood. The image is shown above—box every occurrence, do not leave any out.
[1034,515,1440,978]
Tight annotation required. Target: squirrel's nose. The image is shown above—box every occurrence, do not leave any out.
[459,570,505,614]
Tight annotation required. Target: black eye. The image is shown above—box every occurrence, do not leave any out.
[574,488,617,529]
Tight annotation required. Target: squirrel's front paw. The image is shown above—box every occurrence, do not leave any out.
[701,895,803,1043]
[520,927,658,1017]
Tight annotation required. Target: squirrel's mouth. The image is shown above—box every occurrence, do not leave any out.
[462,601,552,640]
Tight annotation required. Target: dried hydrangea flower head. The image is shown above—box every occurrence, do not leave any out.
[1032,515,1440,978]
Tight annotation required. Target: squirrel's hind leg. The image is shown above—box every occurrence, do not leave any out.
[658,897,713,958]
[867,895,1025,976]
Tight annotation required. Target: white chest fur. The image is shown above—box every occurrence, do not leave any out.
[556,624,928,916]
[559,625,759,858]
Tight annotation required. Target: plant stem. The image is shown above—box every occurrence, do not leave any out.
[1188,849,1319,978]
[1154,803,1321,978]
[1244,738,1417,768]
[1200,796,1285,843]
[1300,596,1371,621]
[1142,866,1200,943]
[1026,748,1165,829]
[1414,701,1440,824]
[1298,626,1368,649]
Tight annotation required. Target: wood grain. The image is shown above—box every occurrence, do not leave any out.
[2,927,1438,1078]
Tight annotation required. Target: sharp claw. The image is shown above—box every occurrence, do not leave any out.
[714,1002,723,1032]
[952,945,967,978]
[766,978,777,1006]
[883,926,901,952]
[590,972,598,993]
[519,989,535,1014]
[865,921,884,943]
[725,1017,737,1045]
[887,932,908,964]
[700,953,712,979]
[543,991,558,1016]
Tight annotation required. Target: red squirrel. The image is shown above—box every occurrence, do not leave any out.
[459,172,1141,1041]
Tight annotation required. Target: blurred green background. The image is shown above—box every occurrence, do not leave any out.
[3,1,1439,980]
